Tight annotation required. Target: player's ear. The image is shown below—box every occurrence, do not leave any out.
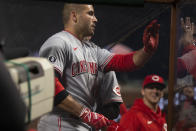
[71,11,77,23]
[141,88,145,96]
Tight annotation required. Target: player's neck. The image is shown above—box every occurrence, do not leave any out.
[64,27,83,42]
[143,98,158,112]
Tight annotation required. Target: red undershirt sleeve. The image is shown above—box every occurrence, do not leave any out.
[55,77,65,96]
[182,44,196,54]
[177,58,187,78]
[104,52,137,72]
[54,69,69,106]
[177,44,196,78]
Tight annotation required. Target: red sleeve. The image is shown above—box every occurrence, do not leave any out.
[177,47,196,80]
[54,69,69,106]
[120,111,139,131]
[55,77,65,96]
[177,58,187,78]
[120,103,128,116]
[182,44,196,54]
[104,52,137,72]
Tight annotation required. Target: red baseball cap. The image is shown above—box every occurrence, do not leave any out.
[142,74,166,89]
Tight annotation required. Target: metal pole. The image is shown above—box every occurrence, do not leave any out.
[168,2,177,131]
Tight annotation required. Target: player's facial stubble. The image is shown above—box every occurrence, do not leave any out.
[77,5,97,38]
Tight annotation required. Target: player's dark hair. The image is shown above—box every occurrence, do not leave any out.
[62,3,87,26]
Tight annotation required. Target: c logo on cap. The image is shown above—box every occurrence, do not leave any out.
[152,75,159,82]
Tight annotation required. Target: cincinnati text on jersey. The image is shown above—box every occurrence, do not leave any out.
[72,60,98,77]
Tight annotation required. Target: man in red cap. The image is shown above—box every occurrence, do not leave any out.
[118,74,167,131]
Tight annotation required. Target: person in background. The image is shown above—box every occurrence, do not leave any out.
[175,75,196,131]
[119,74,167,131]
[177,17,196,79]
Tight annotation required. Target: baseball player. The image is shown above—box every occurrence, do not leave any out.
[94,43,130,123]
[177,17,196,79]
[82,36,124,121]
[95,71,123,120]
[94,42,131,121]
[38,3,159,131]
[113,74,167,131]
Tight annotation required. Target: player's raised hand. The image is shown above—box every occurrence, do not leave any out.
[143,19,160,54]
[180,17,195,46]
[79,107,110,130]
[181,17,194,34]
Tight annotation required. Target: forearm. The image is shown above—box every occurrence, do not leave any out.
[133,48,153,67]
[54,70,83,117]
[104,52,136,72]
[54,69,110,129]
[57,95,83,117]
[55,85,110,130]
[56,91,110,130]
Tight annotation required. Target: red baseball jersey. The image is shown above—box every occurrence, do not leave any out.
[178,45,196,79]
[119,98,167,131]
